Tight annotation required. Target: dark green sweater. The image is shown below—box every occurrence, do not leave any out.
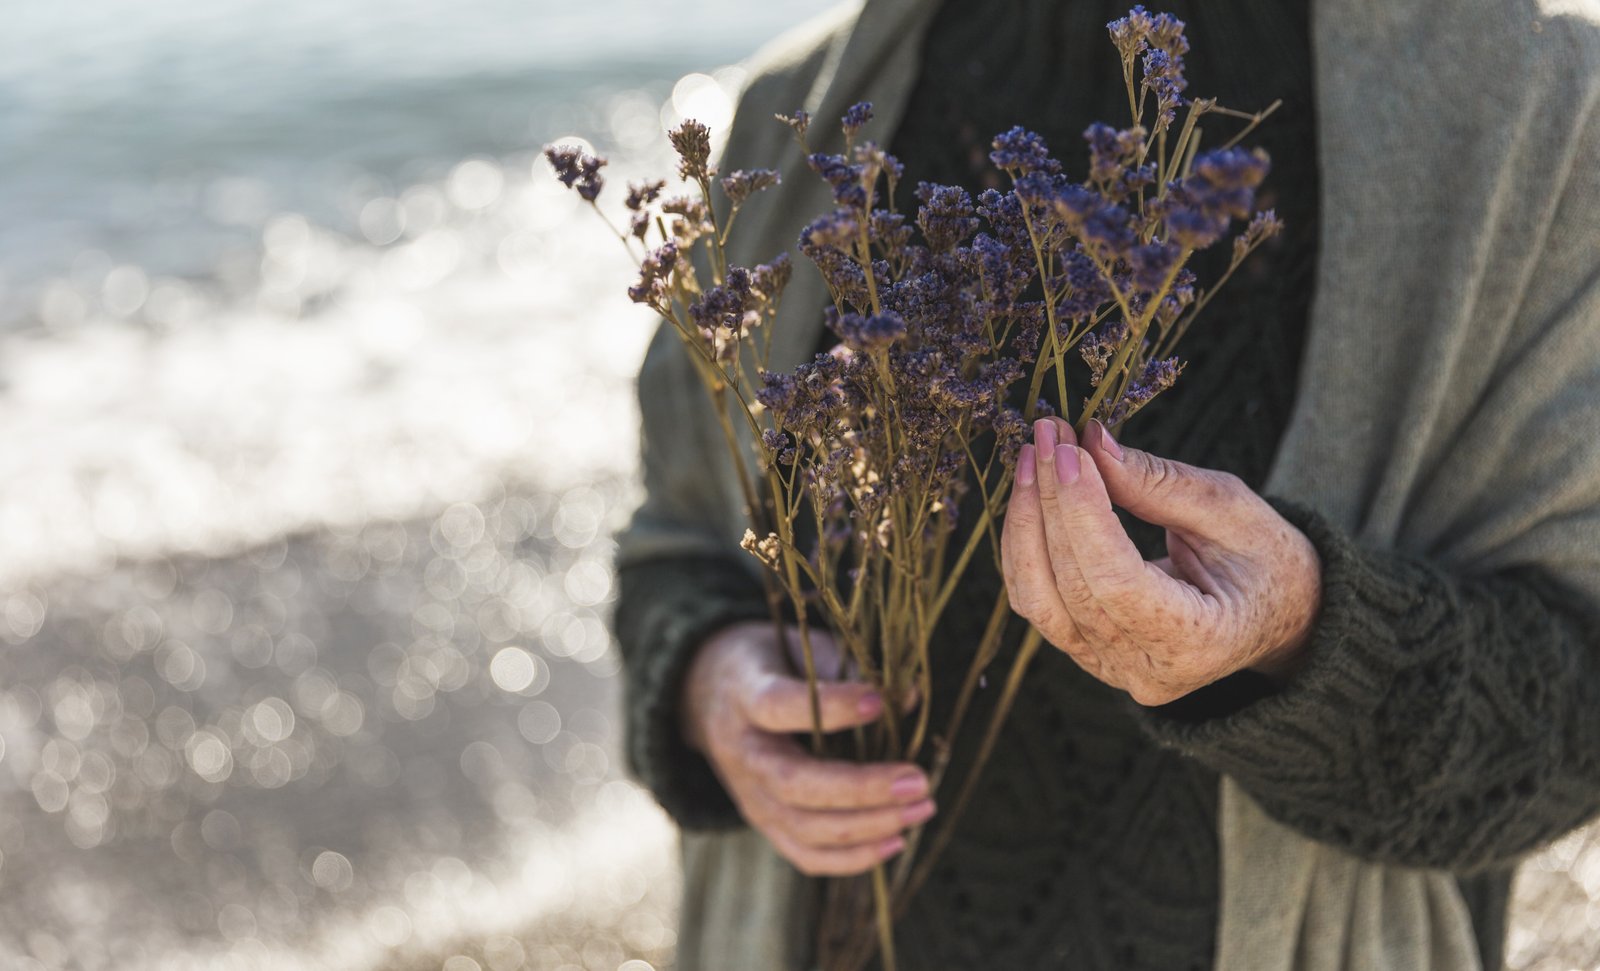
[614,2,1600,968]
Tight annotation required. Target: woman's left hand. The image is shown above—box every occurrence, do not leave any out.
[1001,416,1323,706]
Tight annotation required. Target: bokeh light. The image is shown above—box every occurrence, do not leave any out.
[0,0,1594,969]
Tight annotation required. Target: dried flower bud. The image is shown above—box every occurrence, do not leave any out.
[775,109,811,141]
[669,120,713,182]
[721,168,782,207]
[543,144,607,202]
[740,529,783,570]
[1233,208,1285,260]
[1107,5,1155,58]
[628,241,678,304]
[751,253,793,307]
[841,102,874,139]
[989,126,1062,175]
[834,310,908,351]
[625,179,666,213]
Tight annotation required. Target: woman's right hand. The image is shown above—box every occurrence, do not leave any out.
[681,621,936,876]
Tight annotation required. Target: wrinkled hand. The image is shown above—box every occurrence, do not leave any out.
[1001,417,1322,706]
[681,622,935,876]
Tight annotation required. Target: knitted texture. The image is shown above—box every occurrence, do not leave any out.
[614,555,768,830]
[1145,501,1600,874]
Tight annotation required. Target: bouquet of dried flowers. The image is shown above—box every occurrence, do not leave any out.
[547,7,1282,969]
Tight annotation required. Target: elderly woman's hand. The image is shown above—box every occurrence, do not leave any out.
[1001,417,1322,706]
[681,622,935,876]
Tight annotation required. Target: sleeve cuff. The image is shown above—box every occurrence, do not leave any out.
[615,555,773,830]
[1135,499,1427,802]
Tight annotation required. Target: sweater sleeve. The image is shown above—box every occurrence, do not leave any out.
[1138,501,1600,871]
[613,553,772,831]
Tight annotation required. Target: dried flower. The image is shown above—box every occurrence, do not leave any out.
[775,109,811,141]
[989,126,1062,175]
[543,145,607,202]
[669,120,713,182]
[721,169,782,207]
[628,241,678,305]
[841,102,874,139]
[740,529,783,570]
[625,179,666,212]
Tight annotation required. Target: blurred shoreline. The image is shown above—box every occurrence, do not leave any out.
[0,1,1597,967]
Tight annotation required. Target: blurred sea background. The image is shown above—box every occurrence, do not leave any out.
[0,2,1596,969]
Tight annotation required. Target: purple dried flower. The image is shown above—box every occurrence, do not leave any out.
[776,109,811,140]
[627,240,678,304]
[833,310,908,351]
[1148,11,1189,56]
[544,144,607,202]
[1079,319,1131,386]
[1106,355,1185,424]
[625,179,666,212]
[1108,6,1156,57]
[854,142,904,189]
[870,210,913,253]
[721,169,782,207]
[1129,241,1182,291]
[1233,208,1285,260]
[1162,203,1229,249]
[1141,47,1188,127]
[808,152,868,209]
[1159,148,1271,249]
[1058,249,1112,321]
[1085,123,1146,185]
[1194,147,1270,192]
[751,253,793,305]
[915,183,980,254]
[669,120,713,182]
[990,127,1062,175]
[1080,202,1137,260]
[800,210,860,253]
[841,102,874,139]
[659,195,712,244]
[762,428,797,465]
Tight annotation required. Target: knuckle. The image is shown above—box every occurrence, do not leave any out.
[1138,453,1178,497]
[1009,587,1051,622]
[1199,469,1248,509]
[1095,568,1144,604]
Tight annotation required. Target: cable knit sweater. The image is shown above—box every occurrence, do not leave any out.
[613,2,1600,968]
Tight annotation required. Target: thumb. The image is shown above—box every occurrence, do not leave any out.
[1083,419,1248,539]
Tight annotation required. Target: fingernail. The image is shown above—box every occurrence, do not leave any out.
[890,773,928,800]
[1055,445,1080,484]
[878,836,907,858]
[1094,420,1124,460]
[901,800,937,825]
[1034,418,1057,453]
[857,693,883,718]
[1016,444,1036,486]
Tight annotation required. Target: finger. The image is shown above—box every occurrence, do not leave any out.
[1037,433,1158,615]
[1043,444,1158,604]
[743,673,884,735]
[1001,444,1070,629]
[782,798,937,849]
[1004,440,1098,667]
[766,829,908,878]
[1084,419,1251,540]
[749,735,929,810]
